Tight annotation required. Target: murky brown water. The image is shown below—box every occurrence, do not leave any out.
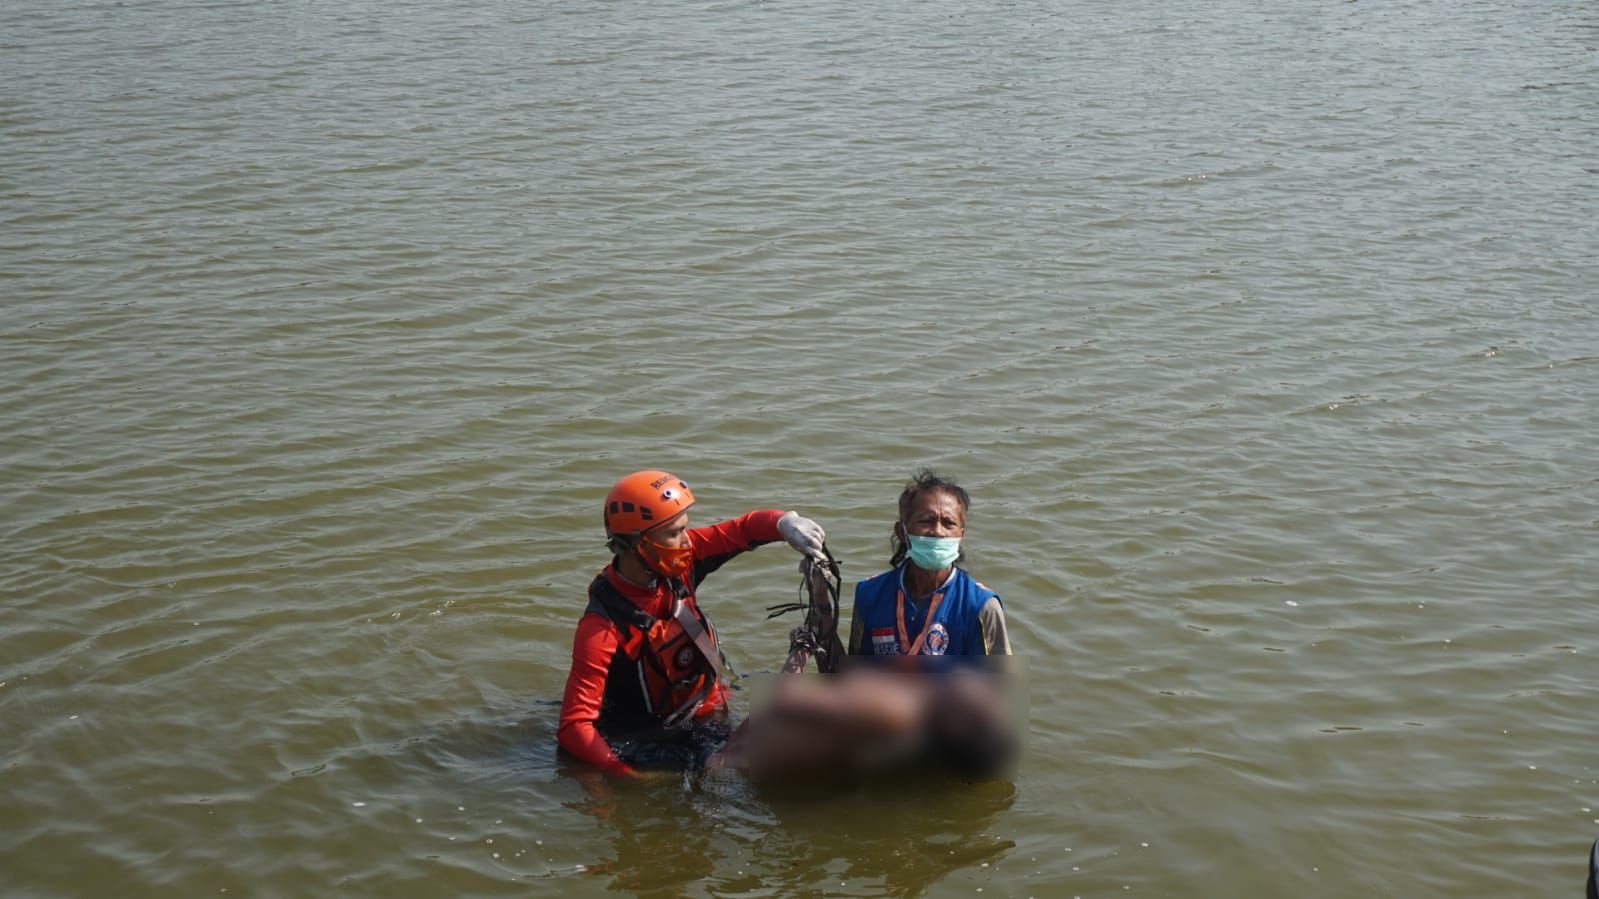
[5,0,1599,895]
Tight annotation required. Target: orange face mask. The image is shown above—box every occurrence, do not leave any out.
[639,534,693,578]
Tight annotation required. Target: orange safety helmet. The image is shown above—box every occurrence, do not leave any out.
[603,470,696,540]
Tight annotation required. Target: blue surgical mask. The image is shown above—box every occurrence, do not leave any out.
[905,534,961,571]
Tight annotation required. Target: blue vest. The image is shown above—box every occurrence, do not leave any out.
[851,565,999,657]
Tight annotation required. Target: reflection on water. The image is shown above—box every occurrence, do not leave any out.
[4,0,1599,895]
[758,780,1017,899]
[567,764,1017,898]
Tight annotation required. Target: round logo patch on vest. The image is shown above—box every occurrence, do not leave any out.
[924,623,949,656]
[676,647,696,669]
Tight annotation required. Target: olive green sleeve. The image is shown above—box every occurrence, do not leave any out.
[979,596,1012,655]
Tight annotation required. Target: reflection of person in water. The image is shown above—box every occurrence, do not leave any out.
[738,776,1018,899]
[834,782,1017,899]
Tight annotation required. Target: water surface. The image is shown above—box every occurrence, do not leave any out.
[4,0,1598,895]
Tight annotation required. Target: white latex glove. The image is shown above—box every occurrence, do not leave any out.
[776,511,827,560]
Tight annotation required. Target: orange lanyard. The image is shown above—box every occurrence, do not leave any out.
[895,589,945,655]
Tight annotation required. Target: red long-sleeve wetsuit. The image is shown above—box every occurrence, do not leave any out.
[557,509,785,774]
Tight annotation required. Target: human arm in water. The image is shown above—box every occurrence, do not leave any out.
[556,614,636,776]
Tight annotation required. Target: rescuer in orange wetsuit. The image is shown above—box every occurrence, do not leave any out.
[557,470,828,775]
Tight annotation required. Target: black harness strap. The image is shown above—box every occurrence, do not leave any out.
[586,574,723,724]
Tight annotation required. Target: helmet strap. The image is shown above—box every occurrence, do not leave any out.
[606,532,636,557]
[611,533,661,587]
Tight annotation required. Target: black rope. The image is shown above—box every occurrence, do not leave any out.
[764,545,843,672]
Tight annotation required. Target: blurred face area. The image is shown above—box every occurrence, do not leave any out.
[900,488,966,540]
[924,672,1016,781]
[638,511,692,578]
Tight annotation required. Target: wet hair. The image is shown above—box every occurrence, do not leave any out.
[889,468,971,568]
